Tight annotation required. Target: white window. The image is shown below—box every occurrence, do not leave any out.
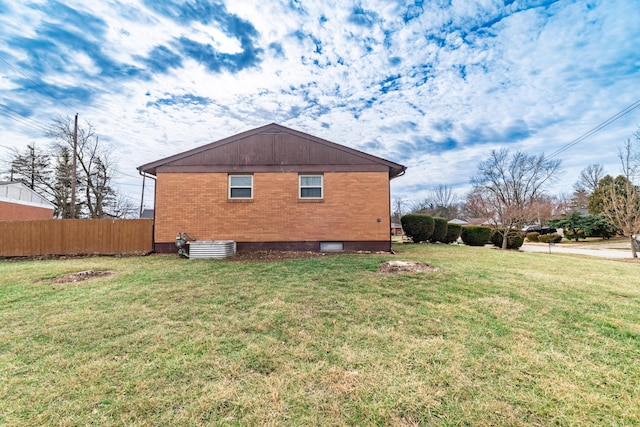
[299,175,323,199]
[229,175,253,199]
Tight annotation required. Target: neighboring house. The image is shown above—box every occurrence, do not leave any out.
[465,218,494,226]
[448,218,469,226]
[140,208,155,219]
[391,222,404,236]
[138,123,406,253]
[0,181,55,221]
[390,214,403,236]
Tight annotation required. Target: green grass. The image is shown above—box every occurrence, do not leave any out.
[1,246,639,426]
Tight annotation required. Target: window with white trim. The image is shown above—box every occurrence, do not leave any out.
[299,175,323,199]
[229,175,253,199]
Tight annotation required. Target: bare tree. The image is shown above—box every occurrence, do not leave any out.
[408,185,459,219]
[461,186,493,219]
[108,194,138,218]
[47,116,119,218]
[571,188,590,211]
[600,136,640,258]
[49,145,80,218]
[392,197,405,219]
[471,149,562,249]
[553,191,574,216]
[575,164,604,193]
[429,184,459,219]
[5,143,79,218]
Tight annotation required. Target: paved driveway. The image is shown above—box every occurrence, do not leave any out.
[520,241,635,259]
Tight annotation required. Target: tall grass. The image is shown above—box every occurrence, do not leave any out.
[1,246,638,426]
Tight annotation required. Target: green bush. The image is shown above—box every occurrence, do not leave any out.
[538,233,563,243]
[526,232,540,242]
[400,214,435,243]
[490,230,525,249]
[460,226,492,246]
[564,232,586,241]
[442,223,462,244]
[430,217,448,242]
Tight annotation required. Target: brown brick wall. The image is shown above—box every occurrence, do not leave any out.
[0,201,54,221]
[154,172,391,243]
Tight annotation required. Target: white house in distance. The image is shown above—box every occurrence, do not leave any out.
[0,181,55,221]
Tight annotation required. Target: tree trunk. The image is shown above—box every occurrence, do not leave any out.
[501,228,509,250]
[631,235,638,259]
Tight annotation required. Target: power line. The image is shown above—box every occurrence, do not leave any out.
[0,54,74,111]
[0,103,50,134]
[548,98,640,159]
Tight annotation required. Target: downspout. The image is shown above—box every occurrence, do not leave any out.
[139,173,146,218]
[388,167,407,252]
[139,170,157,252]
[138,171,157,217]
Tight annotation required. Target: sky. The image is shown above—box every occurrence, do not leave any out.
[1,0,639,213]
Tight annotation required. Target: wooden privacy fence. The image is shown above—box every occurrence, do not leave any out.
[0,219,153,257]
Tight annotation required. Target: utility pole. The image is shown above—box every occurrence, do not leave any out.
[70,113,78,218]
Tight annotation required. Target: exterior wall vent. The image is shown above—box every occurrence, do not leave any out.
[187,240,236,259]
[320,241,344,252]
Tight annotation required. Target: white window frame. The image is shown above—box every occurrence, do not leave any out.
[299,174,323,199]
[228,175,253,199]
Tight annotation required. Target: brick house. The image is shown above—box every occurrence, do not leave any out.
[0,181,55,221]
[137,123,406,253]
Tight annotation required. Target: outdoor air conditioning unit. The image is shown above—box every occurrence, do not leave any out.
[187,240,236,259]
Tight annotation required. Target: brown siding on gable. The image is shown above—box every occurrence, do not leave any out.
[147,127,403,173]
[138,124,406,178]
[308,140,343,165]
[273,133,310,165]
[154,171,391,246]
[238,134,274,165]
[205,142,237,165]
[155,164,390,174]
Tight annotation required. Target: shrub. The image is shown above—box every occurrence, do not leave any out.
[400,214,435,243]
[490,230,525,249]
[430,217,448,242]
[442,223,462,244]
[526,232,540,242]
[461,226,492,246]
[538,233,563,243]
[564,232,586,241]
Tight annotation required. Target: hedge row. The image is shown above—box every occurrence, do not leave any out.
[442,223,462,244]
[538,233,563,243]
[400,219,543,249]
[401,214,435,243]
[400,214,462,244]
[430,217,448,243]
[460,226,492,246]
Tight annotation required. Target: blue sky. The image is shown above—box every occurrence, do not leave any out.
[1,0,639,211]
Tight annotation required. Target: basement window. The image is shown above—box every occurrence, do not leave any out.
[299,175,323,199]
[320,241,344,252]
[229,175,253,199]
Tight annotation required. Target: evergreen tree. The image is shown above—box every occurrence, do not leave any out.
[8,144,50,193]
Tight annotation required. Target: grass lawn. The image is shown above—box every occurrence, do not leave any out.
[1,245,639,426]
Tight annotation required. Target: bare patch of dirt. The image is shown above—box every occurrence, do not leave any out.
[378,260,438,274]
[227,250,393,263]
[49,270,114,283]
[227,250,336,262]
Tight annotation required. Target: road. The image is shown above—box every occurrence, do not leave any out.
[520,241,636,259]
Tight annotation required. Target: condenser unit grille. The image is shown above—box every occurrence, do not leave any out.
[187,240,236,259]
